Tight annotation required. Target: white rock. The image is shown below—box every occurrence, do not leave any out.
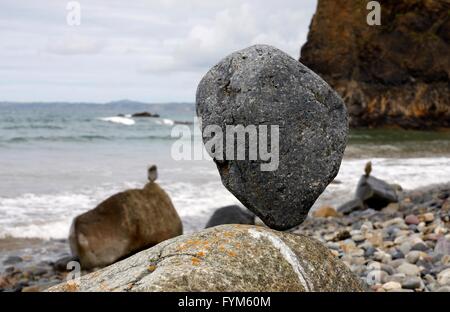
[360,222,373,233]
[437,268,450,286]
[405,251,425,264]
[382,281,402,291]
[421,213,434,222]
[382,218,405,228]
[397,262,421,276]
[366,270,388,285]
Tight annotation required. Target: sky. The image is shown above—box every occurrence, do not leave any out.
[0,0,317,103]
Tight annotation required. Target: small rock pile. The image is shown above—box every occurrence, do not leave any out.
[298,183,450,292]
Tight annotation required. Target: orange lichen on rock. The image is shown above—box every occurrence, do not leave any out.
[196,251,206,258]
[191,257,201,266]
[227,251,237,257]
[63,280,79,292]
[99,282,110,291]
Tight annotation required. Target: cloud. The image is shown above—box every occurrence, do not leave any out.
[0,0,317,102]
[137,1,314,74]
[46,35,106,55]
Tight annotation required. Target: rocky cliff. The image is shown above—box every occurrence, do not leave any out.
[300,0,450,129]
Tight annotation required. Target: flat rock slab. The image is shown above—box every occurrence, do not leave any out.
[48,225,365,292]
[196,45,348,230]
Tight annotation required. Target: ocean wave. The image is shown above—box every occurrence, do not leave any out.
[1,157,450,239]
[0,178,237,239]
[154,118,175,126]
[2,125,65,130]
[98,116,135,125]
[2,134,179,143]
[4,135,112,143]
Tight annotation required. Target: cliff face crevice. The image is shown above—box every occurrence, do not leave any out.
[300,0,450,129]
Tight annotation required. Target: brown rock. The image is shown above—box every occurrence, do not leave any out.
[300,0,450,129]
[69,180,182,269]
[49,225,366,292]
[405,214,420,225]
[419,212,435,223]
[313,206,340,218]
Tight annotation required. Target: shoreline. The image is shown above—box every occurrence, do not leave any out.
[1,181,449,292]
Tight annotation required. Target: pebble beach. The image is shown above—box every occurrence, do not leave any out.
[297,183,450,292]
[1,182,449,292]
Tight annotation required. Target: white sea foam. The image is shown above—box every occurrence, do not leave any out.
[98,116,135,125]
[312,157,450,210]
[0,157,449,239]
[153,118,175,126]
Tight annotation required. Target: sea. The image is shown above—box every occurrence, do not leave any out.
[0,101,449,265]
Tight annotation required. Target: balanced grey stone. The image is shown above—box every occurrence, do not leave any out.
[196,45,348,230]
[47,225,365,292]
[356,175,398,210]
[205,205,255,228]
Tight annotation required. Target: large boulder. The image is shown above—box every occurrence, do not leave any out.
[300,0,450,129]
[49,225,365,292]
[196,44,348,230]
[205,205,255,228]
[69,168,182,269]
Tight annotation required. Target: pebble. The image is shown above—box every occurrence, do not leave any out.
[390,259,406,268]
[436,286,450,292]
[390,250,405,260]
[366,270,388,285]
[417,222,426,232]
[382,281,402,291]
[405,251,424,264]
[360,221,373,233]
[437,268,450,286]
[352,234,366,243]
[382,218,405,228]
[364,246,376,257]
[435,238,450,255]
[405,215,420,225]
[397,262,421,276]
[401,276,422,290]
[420,213,434,223]
[398,241,413,255]
[442,255,450,265]
[411,242,429,252]
[386,273,406,284]
[374,250,392,263]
